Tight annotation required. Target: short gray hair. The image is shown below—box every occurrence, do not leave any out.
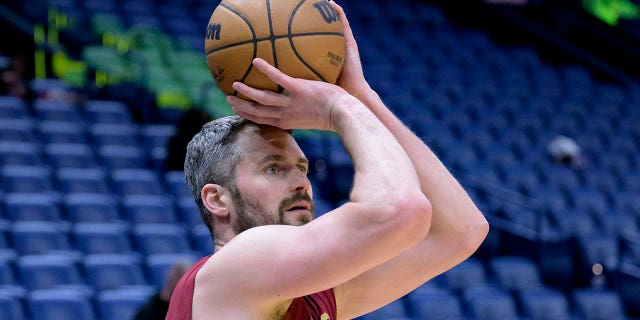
[184,116,259,234]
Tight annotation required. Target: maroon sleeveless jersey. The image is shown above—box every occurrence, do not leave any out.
[166,256,337,320]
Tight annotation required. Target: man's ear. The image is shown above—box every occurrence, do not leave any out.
[201,184,230,218]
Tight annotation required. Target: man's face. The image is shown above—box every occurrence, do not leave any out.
[230,126,314,234]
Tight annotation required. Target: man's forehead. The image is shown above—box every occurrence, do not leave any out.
[239,125,305,159]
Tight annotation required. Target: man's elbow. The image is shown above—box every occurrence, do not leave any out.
[461,210,489,255]
[394,193,432,241]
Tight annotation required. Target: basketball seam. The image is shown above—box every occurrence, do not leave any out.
[219,2,258,96]
[289,0,327,82]
[265,0,283,92]
[205,32,344,56]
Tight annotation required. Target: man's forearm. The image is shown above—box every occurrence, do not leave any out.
[357,88,487,238]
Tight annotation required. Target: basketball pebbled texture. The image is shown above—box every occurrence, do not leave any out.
[205,0,346,96]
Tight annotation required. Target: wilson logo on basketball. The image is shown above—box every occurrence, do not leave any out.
[206,23,222,40]
[313,1,338,23]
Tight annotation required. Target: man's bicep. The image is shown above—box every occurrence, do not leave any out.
[206,204,405,303]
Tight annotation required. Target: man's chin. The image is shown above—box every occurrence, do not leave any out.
[284,211,313,226]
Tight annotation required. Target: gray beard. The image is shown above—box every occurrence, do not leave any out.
[230,185,314,234]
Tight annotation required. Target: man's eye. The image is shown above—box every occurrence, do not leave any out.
[297,165,308,174]
[266,165,279,174]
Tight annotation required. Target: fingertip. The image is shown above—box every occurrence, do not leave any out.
[252,58,265,66]
[331,1,343,13]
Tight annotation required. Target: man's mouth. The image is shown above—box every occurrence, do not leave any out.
[286,202,311,213]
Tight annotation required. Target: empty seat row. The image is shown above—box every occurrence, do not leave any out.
[359,284,628,320]
[0,221,212,256]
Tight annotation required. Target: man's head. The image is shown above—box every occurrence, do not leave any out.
[184,116,314,242]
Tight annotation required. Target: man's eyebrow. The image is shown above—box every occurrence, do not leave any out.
[258,155,309,165]
[258,155,284,164]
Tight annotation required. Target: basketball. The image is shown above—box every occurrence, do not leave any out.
[204,0,346,96]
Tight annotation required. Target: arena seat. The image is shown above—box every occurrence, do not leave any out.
[518,286,571,320]
[83,253,147,291]
[133,223,191,255]
[63,193,120,223]
[28,288,97,320]
[572,289,627,320]
[3,193,61,222]
[16,254,83,290]
[96,287,154,320]
[72,223,132,255]
[122,195,177,224]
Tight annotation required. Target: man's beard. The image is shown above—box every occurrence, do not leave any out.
[229,185,314,235]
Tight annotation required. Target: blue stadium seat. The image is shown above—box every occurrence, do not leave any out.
[133,223,191,255]
[3,193,61,222]
[165,171,192,198]
[38,121,87,144]
[0,142,44,167]
[57,168,111,194]
[96,287,154,320]
[72,223,132,255]
[538,165,580,192]
[440,257,487,292]
[146,253,198,290]
[63,193,120,223]
[16,254,83,290]
[28,288,97,320]
[615,191,640,215]
[489,256,542,292]
[85,100,132,124]
[83,254,146,291]
[572,289,626,320]
[0,96,28,120]
[177,196,201,225]
[111,169,164,196]
[45,143,97,168]
[362,299,409,320]
[577,234,620,274]
[10,221,72,255]
[0,119,37,143]
[552,210,598,238]
[407,286,464,320]
[518,287,571,320]
[530,188,569,217]
[569,188,609,218]
[463,285,519,320]
[33,99,82,123]
[0,256,16,286]
[596,152,631,177]
[579,168,618,197]
[501,205,541,234]
[122,195,177,224]
[600,212,639,238]
[90,123,139,147]
[29,79,70,96]
[1,165,54,194]
[98,145,146,169]
[501,164,542,195]
[0,290,25,320]
[141,124,175,151]
[191,225,213,256]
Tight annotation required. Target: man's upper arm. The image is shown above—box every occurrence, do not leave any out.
[334,211,488,320]
[199,201,425,306]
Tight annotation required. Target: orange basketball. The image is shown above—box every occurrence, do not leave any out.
[205,0,346,96]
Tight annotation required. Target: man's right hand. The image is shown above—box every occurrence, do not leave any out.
[226,58,359,133]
